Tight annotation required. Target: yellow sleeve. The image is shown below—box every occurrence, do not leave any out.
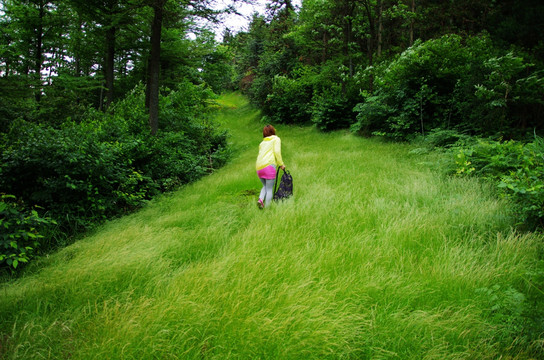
[274,137,284,167]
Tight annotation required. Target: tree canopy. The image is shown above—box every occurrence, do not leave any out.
[227,0,544,137]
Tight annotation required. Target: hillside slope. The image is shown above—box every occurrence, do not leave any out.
[1,93,543,359]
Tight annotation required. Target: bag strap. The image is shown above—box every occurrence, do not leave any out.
[273,167,284,196]
[273,167,280,196]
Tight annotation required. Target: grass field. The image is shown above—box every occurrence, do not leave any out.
[1,93,543,359]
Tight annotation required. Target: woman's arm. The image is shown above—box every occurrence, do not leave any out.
[274,137,285,169]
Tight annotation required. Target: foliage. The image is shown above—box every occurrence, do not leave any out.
[310,61,360,131]
[233,10,301,112]
[1,122,152,236]
[475,283,544,349]
[353,34,474,139]
[410,128,474,153]
[159,80,215,132]
[228,0,544,136]
[199,44,237,93]
[262,73,314,124]
[352,34,544,140]
[246,44,300,111]
[452,136,544,229]
[0,76,36,130]
[312,84,357,131]
[0,0,236,273]
[0,0,234,133]
[419,128,472,149]
[0,194,55,272]
[0,84,229,267]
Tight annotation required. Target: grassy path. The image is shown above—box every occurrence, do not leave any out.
[1,93,543,359]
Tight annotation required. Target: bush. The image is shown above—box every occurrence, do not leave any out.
[353,35,475,139]
[351,94,392,137]
[0,195,55,272]
[260,63,362,130]
[142,130,228,191]
[352,34,544,140]
[245,47,298,110]
[159,81,216,132]
[312,84,358,131]
[452,136,544,229]
[262,74,314,124]
[0,83,230,262]
[0,76,36,132]
[412,128,473,151]
[0,124,152,236]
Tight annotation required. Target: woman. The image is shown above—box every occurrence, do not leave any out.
[256,125,285,208]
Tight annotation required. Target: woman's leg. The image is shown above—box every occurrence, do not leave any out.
[263,178,275,207]
[259,178,267,206]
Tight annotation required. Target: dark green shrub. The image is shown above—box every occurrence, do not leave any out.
[0,83,230,257]
[159,82,216,133]
[415,128,473,150]
[261,74,314,124]
[245,51,281,110]
[353,34,544,140]
[0,76,36,132]
[0,195,55,272]
[312,84,358,131]
[351,94,392,137]
[245,40,302,113]
[353,35,483,139]
[105,84,149,137]
[143,132,210,191]
[453,136,544,229]
[464,52,544,136]
[0,124,151,236]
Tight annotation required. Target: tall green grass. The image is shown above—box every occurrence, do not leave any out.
[1,93,543,359]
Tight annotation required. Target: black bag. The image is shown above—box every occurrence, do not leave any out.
[273,168,293,202]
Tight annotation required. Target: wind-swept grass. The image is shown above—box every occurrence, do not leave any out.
[1,93,543,359]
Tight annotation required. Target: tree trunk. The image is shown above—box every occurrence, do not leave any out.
[322,32,329,63]
[145,56,151,108]
[343,15,354,81]
[377,0,383,58]
[363,0,375,91]
[75,18,83,77]
[347,16,353,77]
[284,0,294,13]
[410,0,415,47]
[104,25,116,109]
[75,18,83,105]
[148,0,166,136]
[35,0,45,103]
[341,0,356,87]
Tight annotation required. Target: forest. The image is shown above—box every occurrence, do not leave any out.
[1,0,544,272]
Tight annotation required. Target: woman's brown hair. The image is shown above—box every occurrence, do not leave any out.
[263,125,276,138]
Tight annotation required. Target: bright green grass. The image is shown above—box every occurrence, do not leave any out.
[1,93,543,359]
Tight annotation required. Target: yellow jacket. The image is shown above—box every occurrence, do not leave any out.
[256,135,284,171]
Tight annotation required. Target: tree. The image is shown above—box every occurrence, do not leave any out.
[1,0,59,102]
[68,0,142,109]
[147,0,165,135]
[145,0,230,134]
